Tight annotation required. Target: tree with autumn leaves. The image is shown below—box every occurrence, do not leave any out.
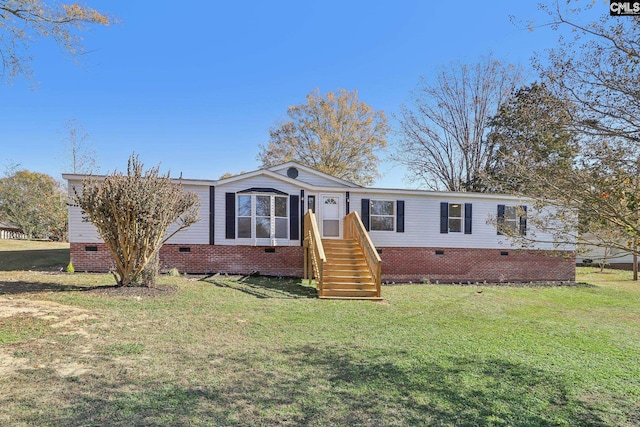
[0,169,67,240]
[258,89,388,187]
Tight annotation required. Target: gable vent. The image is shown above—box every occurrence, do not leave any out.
[287,167,299,179]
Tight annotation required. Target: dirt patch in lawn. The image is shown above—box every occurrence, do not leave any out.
[0,297,100,377]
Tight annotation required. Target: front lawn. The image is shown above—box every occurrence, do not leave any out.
[0,266,638,426]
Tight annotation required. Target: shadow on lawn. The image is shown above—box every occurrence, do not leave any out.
[0,280,89,295]
[0,249,69,271]
[19,345,619,426]
[203,275,318,299]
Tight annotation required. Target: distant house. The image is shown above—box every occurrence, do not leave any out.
[578,235,637,270]
[64,162,575,298]
[0,220,27,240]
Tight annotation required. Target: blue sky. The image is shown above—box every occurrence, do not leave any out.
[1,1,604,188]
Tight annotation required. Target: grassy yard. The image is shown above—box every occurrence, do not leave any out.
[0,239,69,271]
[0,241,639,426]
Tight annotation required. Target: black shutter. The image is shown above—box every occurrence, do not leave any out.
[497,204,505,236]
[440,202,449,234]
[361,198,370,231]
[346,191,350,215]
[225,192,235,239]
[300,190,305,246]
[290,195,299,240]
[396,200,405,233]
[519,205,527,236]
[464,203,472,235]
[209,186,215,245]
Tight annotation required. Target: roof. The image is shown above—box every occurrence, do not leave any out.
[63,161,530,201]
[0,220,22,231]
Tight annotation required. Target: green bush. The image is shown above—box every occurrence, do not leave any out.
[66,261,74,273]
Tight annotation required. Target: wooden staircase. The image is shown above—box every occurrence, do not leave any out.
[304,210,382,300]
[321,239,382,300]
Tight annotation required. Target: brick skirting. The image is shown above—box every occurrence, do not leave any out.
[70,243,575,282]
[379,247,575,283]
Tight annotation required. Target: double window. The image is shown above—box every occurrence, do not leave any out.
[370,200,395,231]
[237,194,288,239]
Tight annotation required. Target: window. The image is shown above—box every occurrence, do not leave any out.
[237,195,252,238]
[497,205,527,236]
[440,202,472,234]
[237,194,289,239]
[307,195,316,213]
[370,200,395,231]
[448,203,462,233]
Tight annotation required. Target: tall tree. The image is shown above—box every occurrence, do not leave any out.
[503,2,640,279]
[62,119,99,174]
[0,169,67,240]
[258,89,389,186]
[0,0,114,83]
[395,55,523,192]
[73,155,200,286]
[486,82,577,193]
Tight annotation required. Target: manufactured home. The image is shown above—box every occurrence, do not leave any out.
[64,162,575,298]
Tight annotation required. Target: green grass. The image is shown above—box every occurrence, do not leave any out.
[0,244,639,425]
[0,239,69,271]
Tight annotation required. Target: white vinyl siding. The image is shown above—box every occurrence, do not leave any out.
[271,166,350,187]
[349,193,563,250]
[67,180,209,245]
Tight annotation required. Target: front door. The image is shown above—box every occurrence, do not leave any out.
[321,194,341,238]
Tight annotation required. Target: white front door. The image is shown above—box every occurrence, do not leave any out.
[321,194,341,238]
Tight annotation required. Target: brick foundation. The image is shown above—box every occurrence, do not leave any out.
[70,243,575,282]
[379,247,575,283]
[70,243,304,277]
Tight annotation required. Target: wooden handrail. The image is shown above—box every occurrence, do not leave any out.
[303,210,326,294]
[344,211,382,298]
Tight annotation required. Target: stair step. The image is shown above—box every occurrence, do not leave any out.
[325,261,369,270]
[324,272,373,278]
[322,287,377,293]
[320,289,380,298]
[324,283,375,289]
[325,276,372,282]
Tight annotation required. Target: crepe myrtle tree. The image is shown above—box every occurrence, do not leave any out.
[73,155,200,286]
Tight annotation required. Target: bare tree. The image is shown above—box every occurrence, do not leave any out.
[62,119,98,174]
[258,89,389,186]
[73,155,200,286]
[0,0,114,83]
[395,55,523,191]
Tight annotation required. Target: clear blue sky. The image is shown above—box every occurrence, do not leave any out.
[1,1,604,188]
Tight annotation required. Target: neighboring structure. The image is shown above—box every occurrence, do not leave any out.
[0,220,27,240]
[578,236,637,270]
[64,162,575,287]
